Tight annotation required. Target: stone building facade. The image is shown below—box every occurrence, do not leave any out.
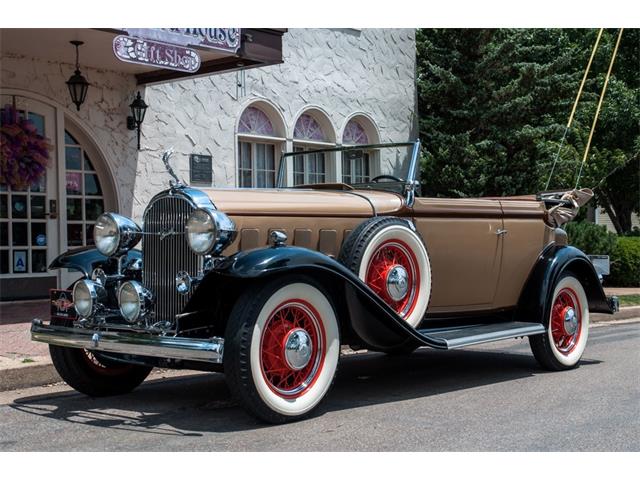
[138,28,417,218]
[0,28,417,298]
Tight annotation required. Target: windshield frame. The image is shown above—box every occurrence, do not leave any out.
[276,141,421,198]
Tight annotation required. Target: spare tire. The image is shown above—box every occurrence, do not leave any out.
[338,216,432,329]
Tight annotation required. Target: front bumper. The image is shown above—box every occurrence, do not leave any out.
[31,319,224,364]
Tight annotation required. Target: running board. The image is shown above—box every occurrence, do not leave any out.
[417,321,545,349]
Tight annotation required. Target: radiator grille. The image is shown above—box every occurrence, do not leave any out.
[143,195,200,324]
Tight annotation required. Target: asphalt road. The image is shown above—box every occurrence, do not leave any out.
[1,322,638,451]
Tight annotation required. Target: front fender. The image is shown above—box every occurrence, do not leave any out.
[517,244,612,325]
[185,246,448,350]
[49,246,141,277]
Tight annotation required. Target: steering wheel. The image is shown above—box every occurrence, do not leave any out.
[371,175,403,183]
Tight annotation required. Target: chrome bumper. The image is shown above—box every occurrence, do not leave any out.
[31,319,224,364]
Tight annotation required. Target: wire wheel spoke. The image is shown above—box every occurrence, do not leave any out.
[260,301,323,398]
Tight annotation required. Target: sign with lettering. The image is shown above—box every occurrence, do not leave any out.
[190,154,213,184]
[113,35,201,73]
[13,250,26,272]
[122,28,241,53]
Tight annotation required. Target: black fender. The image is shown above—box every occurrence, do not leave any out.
[517,244,612,326]
[49,246,142,278]
[184,245,448,350]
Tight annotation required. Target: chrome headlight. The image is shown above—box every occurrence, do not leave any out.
[118,281,152,323]
[72,279,106,318]
[185,208,236,255]
[93,213,142,257]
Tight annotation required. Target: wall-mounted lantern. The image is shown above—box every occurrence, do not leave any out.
[127,91,148,150]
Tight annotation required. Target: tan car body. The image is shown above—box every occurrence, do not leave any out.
[205,187,554,317]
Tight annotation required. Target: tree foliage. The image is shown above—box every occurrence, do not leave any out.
[417,28,639,233]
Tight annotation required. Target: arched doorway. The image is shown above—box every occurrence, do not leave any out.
[0,93,116,299]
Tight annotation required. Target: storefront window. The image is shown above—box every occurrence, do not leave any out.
[64,131,104,247]
[0,108,49,274]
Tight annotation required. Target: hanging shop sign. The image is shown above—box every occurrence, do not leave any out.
[122,28,241,53]
[113,35,202,73]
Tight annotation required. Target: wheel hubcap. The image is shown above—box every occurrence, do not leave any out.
[260,301,324,398]
[562,307,578,335]
[550,288,582,355]
[386,265,409,301]
[284,328,313,370]
[365,240,419,318]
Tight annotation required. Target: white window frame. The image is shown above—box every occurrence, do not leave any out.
[237,136,282,188]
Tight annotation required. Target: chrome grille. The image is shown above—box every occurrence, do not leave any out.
[143,195,200,324]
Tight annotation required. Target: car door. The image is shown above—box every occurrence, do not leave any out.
[411,197,504,313]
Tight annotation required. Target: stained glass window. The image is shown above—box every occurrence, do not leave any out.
[238,107,275,136]
[342,119,369,145]
[294,114,326,142]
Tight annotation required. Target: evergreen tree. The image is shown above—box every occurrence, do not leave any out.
[417,28,639,233]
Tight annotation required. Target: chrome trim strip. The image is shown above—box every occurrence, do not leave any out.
[31,320,223,364]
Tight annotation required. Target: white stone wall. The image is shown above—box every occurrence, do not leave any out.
[138,28,417,220]
[1,29,417,223]
[0,52,140,217]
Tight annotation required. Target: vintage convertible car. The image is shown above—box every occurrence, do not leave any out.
[31,141,617,423]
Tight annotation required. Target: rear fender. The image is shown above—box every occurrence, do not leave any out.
[184,246,447,350]
[517,244,612,326]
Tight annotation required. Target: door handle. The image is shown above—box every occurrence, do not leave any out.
[496,228,508,236]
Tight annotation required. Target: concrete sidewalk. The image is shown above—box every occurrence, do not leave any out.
[1,290,638,392]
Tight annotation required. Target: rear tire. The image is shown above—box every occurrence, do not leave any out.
[224,275,340,424]
[49,319,152,397]
[529,274,590,371]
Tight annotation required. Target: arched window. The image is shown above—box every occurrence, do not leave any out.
[292,111,335,185]
[341,117,378,184]
[237,104,284,188]
[64,130,105,247]
[343,120,369,145]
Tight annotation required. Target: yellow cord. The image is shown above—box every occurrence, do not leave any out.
[575,28,624,189]
[567,28,604,129]
[545,28,603,190]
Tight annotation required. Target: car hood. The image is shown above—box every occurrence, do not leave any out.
[201,188,406,217]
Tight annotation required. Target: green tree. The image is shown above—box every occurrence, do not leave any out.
[417,28,639,233]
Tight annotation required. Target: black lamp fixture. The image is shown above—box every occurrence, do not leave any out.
[66,41,89,111]
[127,91,148,150]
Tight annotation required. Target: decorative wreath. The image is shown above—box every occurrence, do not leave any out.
[1,104,51,190]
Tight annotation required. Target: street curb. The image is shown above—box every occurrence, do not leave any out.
[0,360,61,392]
[1,314,638,393]
[592,306,640,322]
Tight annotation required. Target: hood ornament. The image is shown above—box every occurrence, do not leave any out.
[162,149,186,189]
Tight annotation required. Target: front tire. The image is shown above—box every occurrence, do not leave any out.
[529,274,590,370]
[224,275,340,424]
[49,321,152,397]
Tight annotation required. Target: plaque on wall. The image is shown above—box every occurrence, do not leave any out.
[190,154,213,185]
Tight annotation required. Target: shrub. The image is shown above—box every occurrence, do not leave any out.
[608,237,640,287]
[564,221,617,256]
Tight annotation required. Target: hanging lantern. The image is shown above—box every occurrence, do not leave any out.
[66,40,89,111]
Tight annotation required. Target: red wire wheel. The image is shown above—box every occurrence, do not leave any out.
[365,239,420,318]
[80,350,134,376]
[550,287,583,355]
[260,300,325,398]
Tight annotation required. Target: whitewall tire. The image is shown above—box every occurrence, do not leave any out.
[339,217,431,329]
[224,275,340,423]
[530,274,590,370]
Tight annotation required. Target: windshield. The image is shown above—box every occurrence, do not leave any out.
[276,142,419,193]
